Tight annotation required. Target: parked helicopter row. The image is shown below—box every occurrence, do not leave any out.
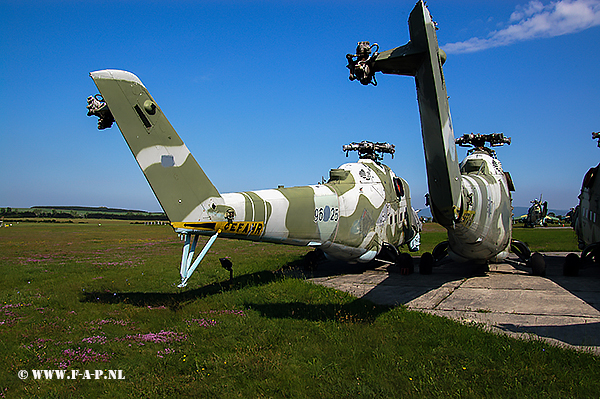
[511,195,565,227]
[565,132,600,276]
[87,1,593,287]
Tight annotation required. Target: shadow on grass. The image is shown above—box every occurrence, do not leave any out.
[79,254,394,323]
[244,300,392,323]
[80,268,288,311]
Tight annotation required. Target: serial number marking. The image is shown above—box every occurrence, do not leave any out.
[314,206,339,223]
[182,221,264,236]
[221,221,264,236]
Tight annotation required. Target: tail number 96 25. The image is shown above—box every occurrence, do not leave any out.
[314,206,339,223]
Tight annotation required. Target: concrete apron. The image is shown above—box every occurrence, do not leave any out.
[307,252,600,354]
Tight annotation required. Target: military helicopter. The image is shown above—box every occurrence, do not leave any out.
[565,132,600,276]
[524,195,548,228]
[86,71,422,287]
[346,0,544,275]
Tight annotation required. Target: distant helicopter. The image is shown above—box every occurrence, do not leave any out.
[346,0,544,275]
[565,132,600,276]
[86,71,422,287]
[524,195,548,228]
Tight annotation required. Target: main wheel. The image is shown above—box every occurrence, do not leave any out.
[432,241,449,262]
[419,252,434,275]
[511,239,531,262]
[528,252,546,277]
[397,253,414,275]
[563,253,580,276]
[304,250,321,270]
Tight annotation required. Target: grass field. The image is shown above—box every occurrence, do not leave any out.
[0,220,598,398]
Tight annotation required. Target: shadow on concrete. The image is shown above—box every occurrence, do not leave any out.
[288,255,487,307]
[295,252,600,352]
[539,253,600,314]
[495,321,600,348]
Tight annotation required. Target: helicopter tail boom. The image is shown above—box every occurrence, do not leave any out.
[346,1,462,227]
[406,1,462,226]
[88,70,221,223]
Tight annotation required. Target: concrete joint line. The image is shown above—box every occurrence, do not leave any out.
[432,277,469,310]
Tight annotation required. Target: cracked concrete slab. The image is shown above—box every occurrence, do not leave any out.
[303,252,600,353]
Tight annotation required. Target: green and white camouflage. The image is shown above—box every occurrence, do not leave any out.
[87,71,421,287]
[347,0,538,270]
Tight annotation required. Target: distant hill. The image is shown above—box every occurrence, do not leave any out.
[31,206,156,214]
[417,206,570,220]
[1,206,167,221]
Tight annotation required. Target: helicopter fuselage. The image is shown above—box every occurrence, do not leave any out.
[172,158,419,263]
[448,150,513,262]
[574,163,600,250]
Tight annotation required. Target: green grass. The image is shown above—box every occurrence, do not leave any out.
[0,221,598,398]
[512,225,580,252]
[416,222,581,253]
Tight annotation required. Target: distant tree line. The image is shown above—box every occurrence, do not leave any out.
[0,207,167,221]
[83,212,167,221]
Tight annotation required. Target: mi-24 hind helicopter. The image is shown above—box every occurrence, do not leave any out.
[565,132,600,276]
[524,195,548,228]
[86,71,422,287]
[346,0,545,275]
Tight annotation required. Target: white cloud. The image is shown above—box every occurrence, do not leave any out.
[444,0,600,54]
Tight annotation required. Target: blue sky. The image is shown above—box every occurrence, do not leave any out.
[1,0,599,213]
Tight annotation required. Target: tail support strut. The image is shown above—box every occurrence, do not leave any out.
[178,230,221,288]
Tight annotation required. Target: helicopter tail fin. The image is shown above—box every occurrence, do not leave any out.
[349,1,462,226]
[406,1,462,226]
[88,70,221,223]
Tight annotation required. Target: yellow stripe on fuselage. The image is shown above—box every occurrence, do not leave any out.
[172,221,264,237]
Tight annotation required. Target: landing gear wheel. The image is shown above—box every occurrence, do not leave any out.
[582,243,600,264]
[511,239,531,262]
[419,252,434,275]
[304,250,321,270]
[563,253,580,276]
[432,241,449,263]
[397,253,414,275]
[527,252,546,276]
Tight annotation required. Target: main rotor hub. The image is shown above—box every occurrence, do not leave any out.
[343,141,394,162]
[456,133,511,148]
[455,133,510,157]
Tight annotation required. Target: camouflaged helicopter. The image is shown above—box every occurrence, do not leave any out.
[86,72,422,287]
[346,0,544,275]
[524,196,548,228]
[565,132,600,276]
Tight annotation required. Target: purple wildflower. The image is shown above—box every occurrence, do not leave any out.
[81,335,107,344]
[157,348,175,358]
[122,330,187,344]
[58,347,112,369]
[185,318,219,328]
